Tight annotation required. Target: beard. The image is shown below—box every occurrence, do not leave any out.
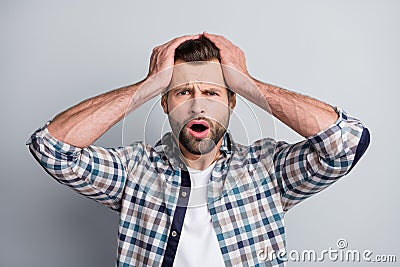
[169,116,229,155]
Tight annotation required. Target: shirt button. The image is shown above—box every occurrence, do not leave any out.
[181,191,187,197]
[171,230,178,237]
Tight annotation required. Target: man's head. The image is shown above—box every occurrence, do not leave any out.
[161,36,236,157]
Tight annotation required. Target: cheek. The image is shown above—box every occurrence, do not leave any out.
[167,100,191,121]
[208,102,230,125]
[208,100,230,113]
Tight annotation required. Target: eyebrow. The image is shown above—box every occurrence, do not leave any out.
[171,83,225,92]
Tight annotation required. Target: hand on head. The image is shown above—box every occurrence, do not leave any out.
[202,32,249,76]
[146,34,201,91]
[146,33,252,95]
[202,32,253,93]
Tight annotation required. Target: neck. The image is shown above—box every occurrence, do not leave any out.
[177,138,223,170]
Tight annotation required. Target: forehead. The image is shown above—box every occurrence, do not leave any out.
[169,60,227,90]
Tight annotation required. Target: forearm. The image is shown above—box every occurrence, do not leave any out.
[48,79,155,147]
[247,79,339,137]
[46,35,201,148]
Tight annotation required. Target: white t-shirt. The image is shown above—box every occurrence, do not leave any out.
[173,163,225,267]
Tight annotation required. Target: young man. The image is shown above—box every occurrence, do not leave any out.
[28,33,370,266]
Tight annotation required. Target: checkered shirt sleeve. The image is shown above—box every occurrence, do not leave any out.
[27,122,143,211]
[273,107,365,211]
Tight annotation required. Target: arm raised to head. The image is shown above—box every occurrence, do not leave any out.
[47,34,200,148]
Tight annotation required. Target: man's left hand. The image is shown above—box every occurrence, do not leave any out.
[202,32,254,94]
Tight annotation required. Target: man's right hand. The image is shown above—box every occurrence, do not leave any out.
[47,34,200,147]
[145,34,201,93]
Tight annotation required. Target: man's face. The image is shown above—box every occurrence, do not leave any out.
[161,60,236,156]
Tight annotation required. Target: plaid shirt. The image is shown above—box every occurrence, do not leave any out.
[27,107,368,267]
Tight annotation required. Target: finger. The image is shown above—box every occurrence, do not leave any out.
[151,35,194,58]
[202,32,231,50]
[160,34,200,49]
[155,34,200,63]
[202,32,226,43]
[149,34,201,73]
[167,34,201,50]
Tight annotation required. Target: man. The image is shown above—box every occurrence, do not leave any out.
[28,33,370,266]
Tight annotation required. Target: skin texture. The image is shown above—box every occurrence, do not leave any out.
[48,33,338,170]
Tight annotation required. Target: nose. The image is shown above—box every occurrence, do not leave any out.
[190,97,205,115]
[189,87,206,115]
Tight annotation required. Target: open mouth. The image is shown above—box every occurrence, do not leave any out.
[186,120,210,139]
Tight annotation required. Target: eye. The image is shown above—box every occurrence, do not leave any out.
[177,90,190,96]
[208,91,218,96]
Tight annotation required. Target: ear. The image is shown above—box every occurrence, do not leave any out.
[229,92,236,113]
[161,94,168,114]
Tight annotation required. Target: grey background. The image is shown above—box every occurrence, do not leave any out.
[1,0,399,266]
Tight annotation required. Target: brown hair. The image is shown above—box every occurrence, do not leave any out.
[173,36,234,97]
[174,36,220,62]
